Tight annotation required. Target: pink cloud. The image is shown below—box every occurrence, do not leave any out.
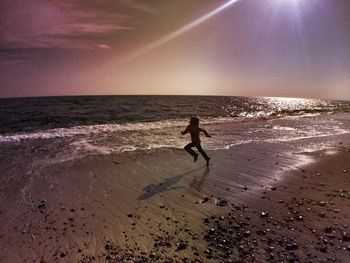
[98,44,112,49]
[0,0,154,49]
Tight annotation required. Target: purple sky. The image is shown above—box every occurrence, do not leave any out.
[1,0,350,100]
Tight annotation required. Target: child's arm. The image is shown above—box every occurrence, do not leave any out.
[200,128,211,138]
[181,125,190,135]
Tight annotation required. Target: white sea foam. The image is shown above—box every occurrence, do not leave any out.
[0,117,240,143]
[272,126,296,131]
[1,112,349,169]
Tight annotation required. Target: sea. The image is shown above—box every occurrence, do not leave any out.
[0,95,349,167]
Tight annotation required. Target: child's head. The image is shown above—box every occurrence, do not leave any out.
[190,116,199,126]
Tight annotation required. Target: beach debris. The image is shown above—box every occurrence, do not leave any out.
[285,242,298,250]
[342,231,350,242]
[200,197,209,203]
[176,240,188,251]
[319,211,326,218]
[317,201,327,207]
[243,230,251,237]
[36,200,47,213]
[153,235,172,248]
[209,228,216,234]
[319,245,328,253]
[104,241,119,260]
[260,211,269,218]
[296,215,304,221]
[216,200,228,207]
[324,226,333,233]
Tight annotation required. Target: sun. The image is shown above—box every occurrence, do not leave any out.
[276,0,303,4]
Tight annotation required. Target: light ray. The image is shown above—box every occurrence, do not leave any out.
[123,0,241,62]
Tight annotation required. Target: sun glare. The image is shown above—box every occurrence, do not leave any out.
[274,0,303,6]
[277,0,302,2]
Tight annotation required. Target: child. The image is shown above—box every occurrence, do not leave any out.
[181,117,211,165]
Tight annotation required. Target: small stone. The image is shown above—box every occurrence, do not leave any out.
[319,211,326,218]
[342,231,350,242]
[319,245,327,253]
[318,201,327,207]
[216,200,228,207]
[285,242,298,250]
[270,187,277,191]
[243,230,250,237]
[201,197,209,203]
[324,226,333,233]
[176,240,188,251]
[260,211,269,218]
[127,214,133,218]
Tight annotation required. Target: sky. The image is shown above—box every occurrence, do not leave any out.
[1,0,350,100]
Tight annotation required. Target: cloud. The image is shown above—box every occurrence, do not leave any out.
[0,0,155,50]
[98,44,112,49]
[120,0,159,15]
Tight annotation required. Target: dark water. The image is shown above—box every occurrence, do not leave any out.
[1,95,349,134]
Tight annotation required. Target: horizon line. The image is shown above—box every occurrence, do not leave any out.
[0,93,347,102]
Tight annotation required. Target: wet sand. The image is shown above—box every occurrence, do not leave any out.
[0,134,349,262]
[204,146,350,262]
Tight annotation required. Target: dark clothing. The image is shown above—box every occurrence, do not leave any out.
[182,125,210,145]
[184,142,209,161]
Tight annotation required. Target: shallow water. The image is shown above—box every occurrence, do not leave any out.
[0,96,348,172]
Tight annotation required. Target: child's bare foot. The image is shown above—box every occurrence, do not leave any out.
[206,157,210,166]
[194,153,198,162]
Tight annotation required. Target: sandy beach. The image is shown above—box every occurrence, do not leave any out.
[2,0,350,260]
[0,113,349,263]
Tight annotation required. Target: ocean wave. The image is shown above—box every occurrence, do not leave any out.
[0,118,233,143]
[1,96,348,135]
[0,109,347,144]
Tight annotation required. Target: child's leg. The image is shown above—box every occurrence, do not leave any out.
[184,143,197,157]
[185,143,199,162]
[196,145,210,162]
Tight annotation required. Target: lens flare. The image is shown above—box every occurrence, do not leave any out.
[124,0,241,62]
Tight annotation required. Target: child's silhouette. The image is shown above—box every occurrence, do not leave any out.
[181,117,211,165]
